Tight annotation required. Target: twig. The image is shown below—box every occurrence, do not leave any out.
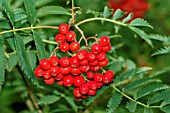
[16,65,42,113]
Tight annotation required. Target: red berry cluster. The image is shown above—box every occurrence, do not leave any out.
[34,23,115,100]
[55,24,80,52]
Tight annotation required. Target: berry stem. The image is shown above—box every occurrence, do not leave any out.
[67,51,74,56]
[16,65,42,113]
[50,46,59,57]
[0,26,58,35]
[101,67,106,73]
[87,34,99,43]
[74,25,88,47]
[77,17,127,27]
[42,39,59,45]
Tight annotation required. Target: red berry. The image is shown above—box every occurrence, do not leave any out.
[60,66,71,75]
[71,67,81,75]
[80,65,90,72]
[60,56,70,67]
[100,36,110,47]
[88,89,96,96]
[89,60,98,66]
[105,70,114,78]
[102,44,111,52]
[44,78,54,85]
[99,58,108,67]
[70,42,80,52]
[63,75,73,87]
[79,59,89,66]
[66,31,76,42]
[79,84,89,95]
[56,80,63,86]
[39,59,51,70]
[58,23,69,34]
[55,34,65,44]
[34,67,43,78]
[97,82,103,88]
[54,73,64,81]
[77,50,88,61]
[90,65,101,72]
[97,52,106,62]
[60,42,69,52]
[42,70,51,80]
[91,43,102,54]
[102,74,111,84]
[89,81,98,91]
[94,73,103,82]
[50,66,60,76]
[69,56,79,68]
[87,52,96,62]
[81,95,87,99]
[73,88,82,98]
[86,71,94,79]
[73,76,85,87]
[49,56,60,67]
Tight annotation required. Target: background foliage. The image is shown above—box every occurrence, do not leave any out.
[0,0,170,113]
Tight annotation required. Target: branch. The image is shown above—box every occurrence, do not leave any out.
[77,17,128,27]
[17,65,42,113]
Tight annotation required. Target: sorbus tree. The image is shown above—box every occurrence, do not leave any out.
[0,0,170,113]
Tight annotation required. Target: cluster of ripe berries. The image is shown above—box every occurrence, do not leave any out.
[34,23,114,100]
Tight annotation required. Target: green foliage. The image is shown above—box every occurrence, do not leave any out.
[23,0,37,25]
[136,84,170,99]
[106,92,123,113]
[130,18,153,29]
[112,9,125,20]
[152,46,170,56]
[38,95,60,105]
[14,33,38,85]
[37,6,71,17]
[0,37,6,92]
[126,101,137,112]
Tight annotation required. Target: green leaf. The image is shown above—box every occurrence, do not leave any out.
[106,92,123,113]
[0,37,6,92]
[160,105,170,113]
[64,97,78,112]
[137,84,170,99]
[148,90,170,105]
[126,101,137,112]
[14,33,38,85]
[144,108,153,113]
[130,27,153,47]
[108,61,124,73]
[2,0,15,26]
[146,34,170,43]
[130,18,153,28]
[161,99,170,107]
[113,9,125,20]
[122,13,133,23]
[125,78,161,92]
[103,6,112,18]
[0,20,11,29]
[27,50,37,69]
[7,53,17,72]
[152,46,170,56]
[87,86,110,105]
[24,0,36,25]
[33,32,47,60]
[38,95,60,105]
[37,6,71,17]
